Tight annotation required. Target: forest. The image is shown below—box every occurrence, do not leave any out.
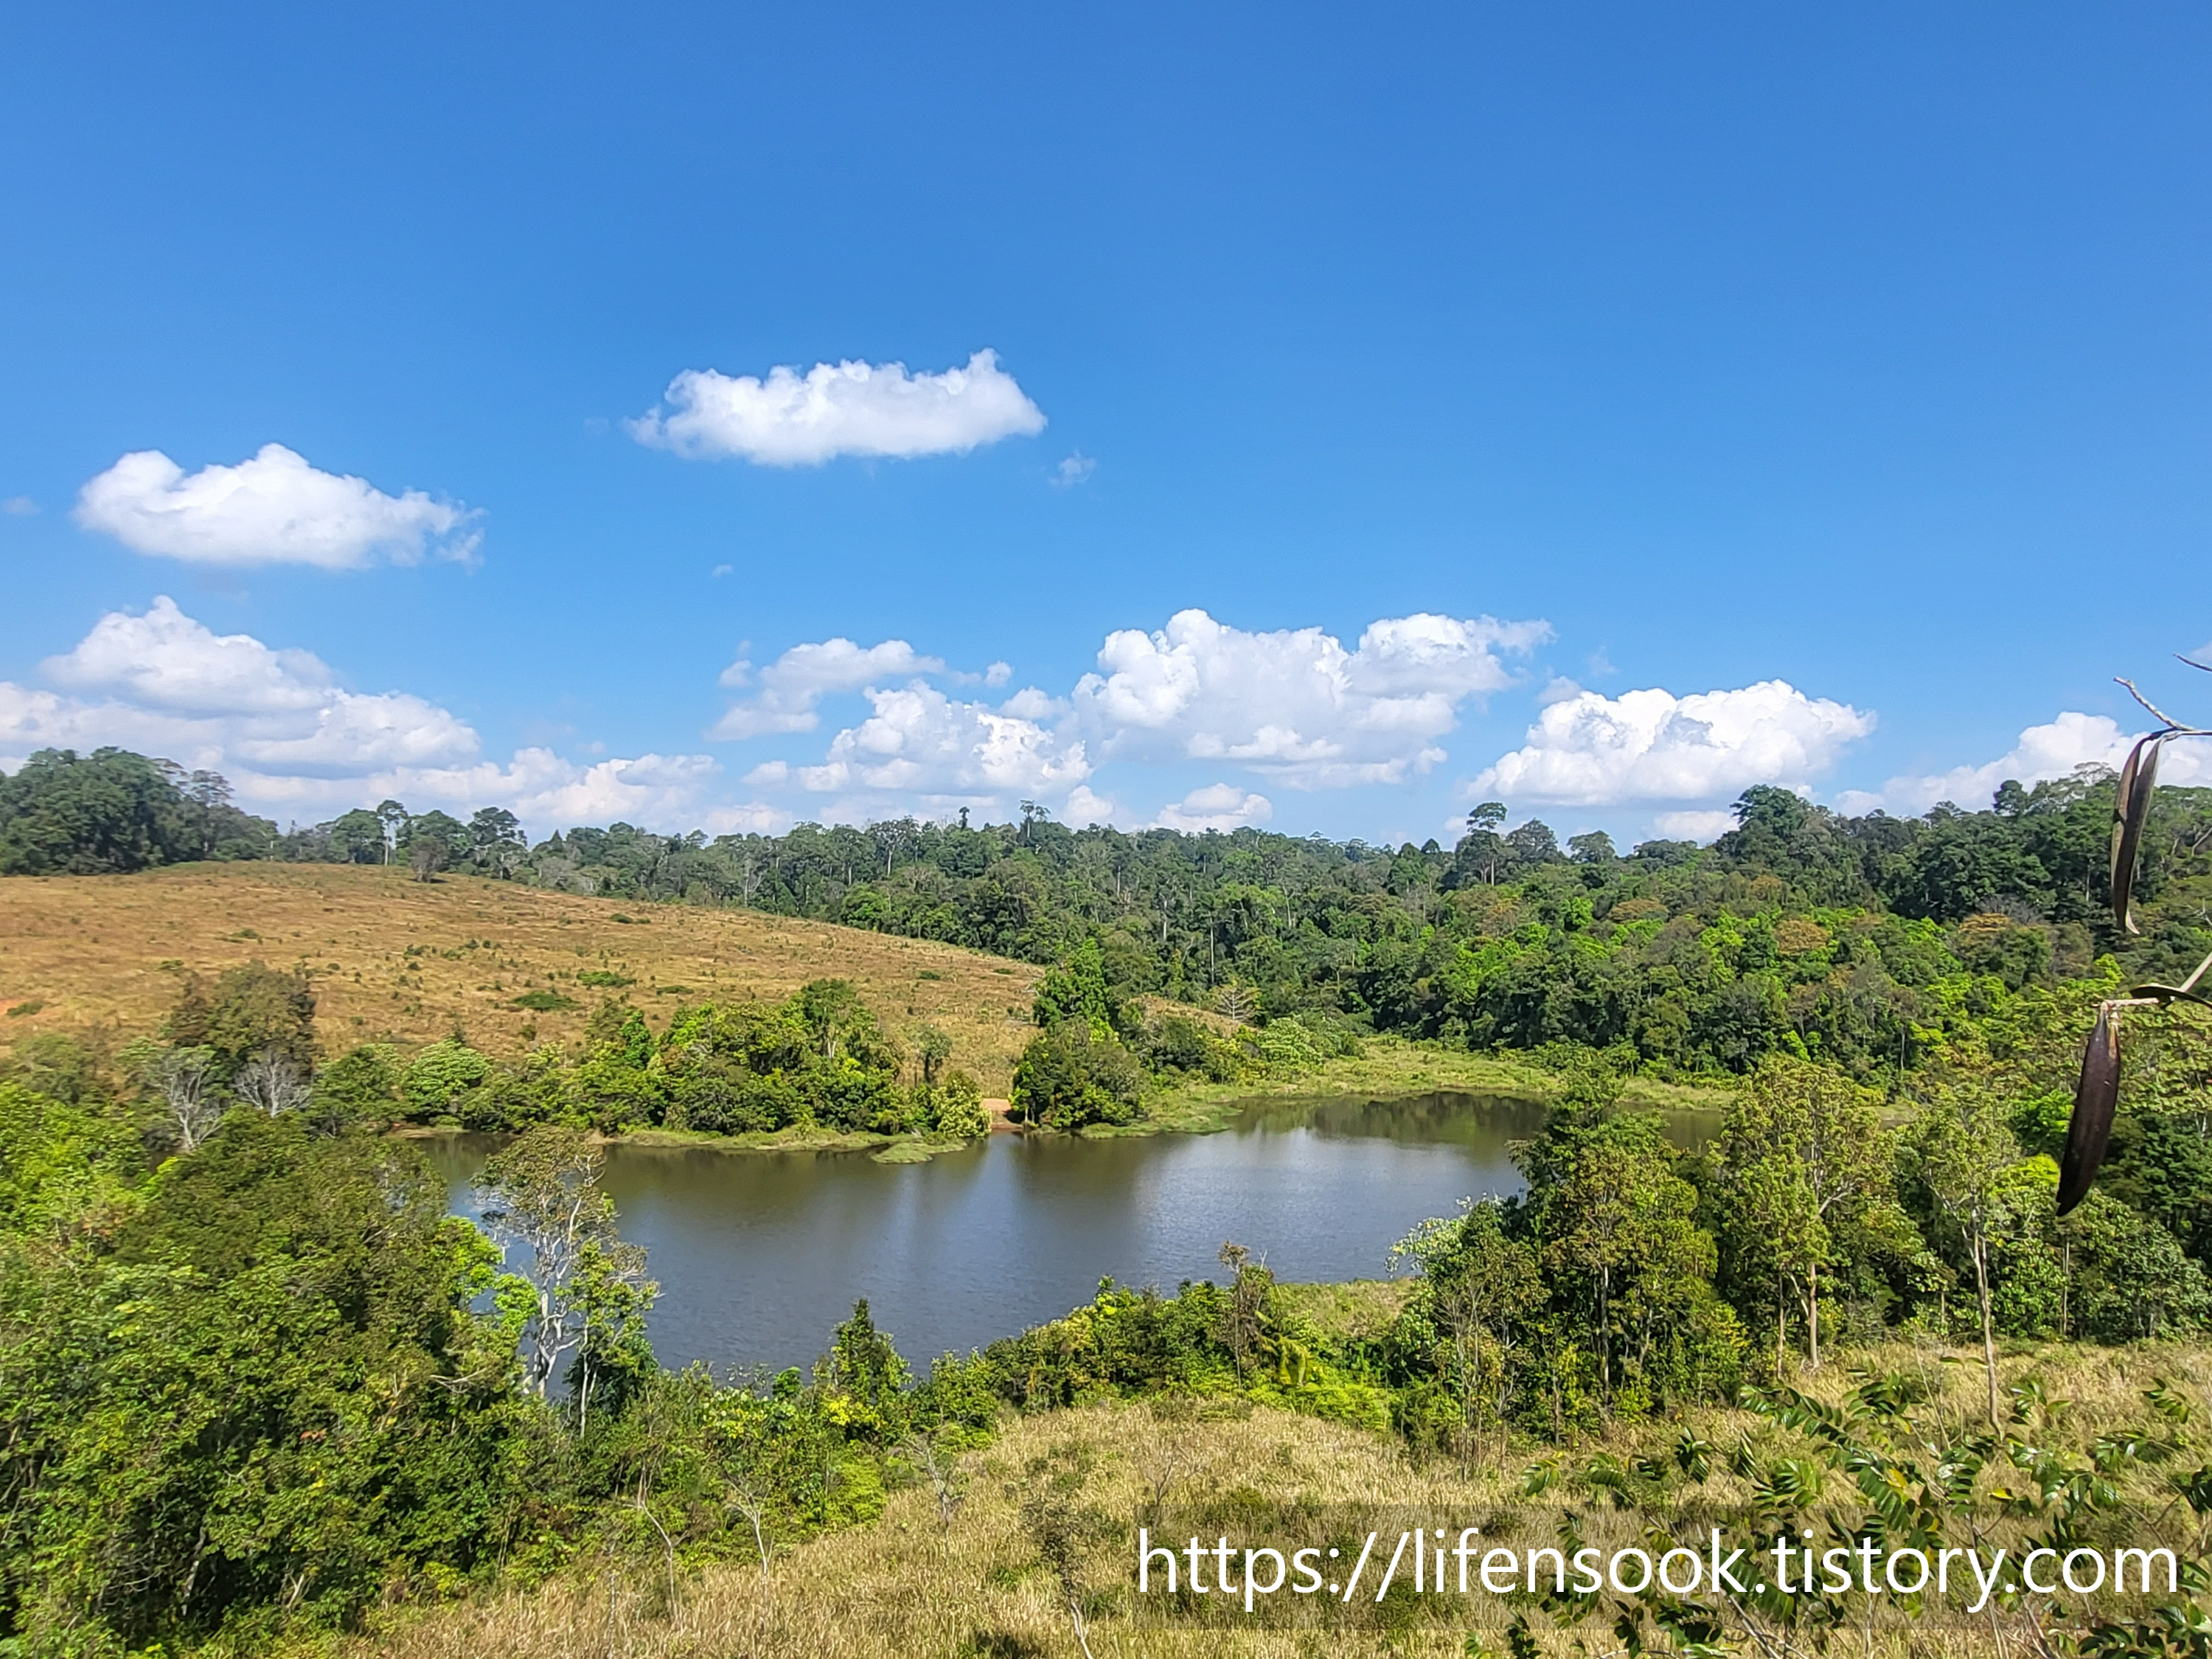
[8,742,2212,1088]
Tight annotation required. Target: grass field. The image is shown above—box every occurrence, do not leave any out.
[0,863,1044,1092]
[345,1334,2211,1658]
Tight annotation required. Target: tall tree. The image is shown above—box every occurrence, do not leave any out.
[1715,1057,1893,1369]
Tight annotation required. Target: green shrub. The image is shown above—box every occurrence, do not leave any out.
[1009,1026,1142,1130]
[400,1039,491,1120]
[931,1070,990,1139]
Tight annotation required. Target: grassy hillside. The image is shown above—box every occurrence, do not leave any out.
[347,1335,2209,1659]
[0,863,1043,1091]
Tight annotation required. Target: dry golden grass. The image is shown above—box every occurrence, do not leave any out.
[347,1337,2211,1659]
[0,863,1041,1091]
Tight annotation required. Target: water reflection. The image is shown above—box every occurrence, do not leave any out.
[420,1091,1714,1377]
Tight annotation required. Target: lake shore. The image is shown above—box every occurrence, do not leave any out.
[394,1034,1731,1162]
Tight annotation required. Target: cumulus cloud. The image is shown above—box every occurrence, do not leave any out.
[1062,785,1117,826]
[74,445,480,569]
[44,595,333,714]
[630,349,1046,465]
[711,607,1549,825]
[1651,809,1739,842]
[0,599,741,835]
[1154,784,1273,832]
[1071,608,1549,788]
[1840,710,2212,816]
[712,638,944,739]
[1475,681,1875,806]
[793,683,1089,799]
[1052,451,1096,487]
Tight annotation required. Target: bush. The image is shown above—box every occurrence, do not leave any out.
[310,1044,399,1130]
[400,1040,492,1121]
[1009,1026,1143,1130]
[931,1070,990,1139]
[1135,1014,1241,1082]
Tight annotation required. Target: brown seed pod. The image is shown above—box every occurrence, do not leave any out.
[2057,1002,2121,1216]
[2108,734,2164,935]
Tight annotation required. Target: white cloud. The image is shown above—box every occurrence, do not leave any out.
[1154,783,1273,832]
[712,637,944,739]
[1062,785,1117,826]
[1475,681,1875,806]
[1652,809,1739,842]
[0,599,748,836]
[984,661,1012,687]
[793,683,1089,799]
[3,496,35,516]
[74,445,480,569]
[1071,608,1549,788]
[630,349,1046,466]
[1052,451,1096,487]
[1846,710,2212,816]
[44,596,333,715]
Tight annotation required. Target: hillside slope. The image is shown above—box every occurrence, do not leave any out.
[0,863,1042,1089]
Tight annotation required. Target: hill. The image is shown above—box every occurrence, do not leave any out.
[349,1334,2211,1658]
[0,862,1042,1091]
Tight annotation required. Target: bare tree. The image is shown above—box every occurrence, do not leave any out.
[474,1127,650,1401]
[900,1427,969,1537]
[155,1046,222,1151]
[234,1048,310,1116]
[1017,1444,1102,1659]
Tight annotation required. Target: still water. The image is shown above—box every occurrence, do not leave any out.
[419,1093,1714,1377]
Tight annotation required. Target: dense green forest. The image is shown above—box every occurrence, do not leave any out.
[10,743,2212,1088]
[2,951,2208,1654]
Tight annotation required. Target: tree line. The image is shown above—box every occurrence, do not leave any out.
[7,744,2212,1084]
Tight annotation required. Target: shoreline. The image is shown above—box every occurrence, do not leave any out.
[393,1035,1732,1162]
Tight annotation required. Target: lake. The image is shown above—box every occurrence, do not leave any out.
[419,1092,1717,1377]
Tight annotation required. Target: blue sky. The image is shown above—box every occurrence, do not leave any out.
[3,3,2208,846]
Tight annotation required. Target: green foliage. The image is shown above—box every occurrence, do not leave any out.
[2059,1191,2212,1340]
[1009,1023,1142,1130]
[310,1043,400,1130]
[403,1037,493,1120]
[510,987,580,1011]
[0,1110,544,1652]
[931,1069,990,1139]
[0,747,273,874]
[163,959,319,1074]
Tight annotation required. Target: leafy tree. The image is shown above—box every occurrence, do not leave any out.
[403,1038,493,1120]
[164,960,317,1074]
[931,1070,990,1139]
[1568,830,1617,865]
[2056,1191,2211,1340]
[1905,1079,2034,1428]
[0,747,192,874]
[467,806,526,877]
[326,807,387,863]
[403,808,467,880]
[1713,1057,1896,1368]
[1010,1024,1142,1130]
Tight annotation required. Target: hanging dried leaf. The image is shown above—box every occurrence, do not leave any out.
[2108,734,2164,934]
[2056,1003,2121,1215]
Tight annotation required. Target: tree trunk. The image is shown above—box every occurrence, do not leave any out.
[1807,1260,1820,1371]
[1969,1221,2000,1432]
